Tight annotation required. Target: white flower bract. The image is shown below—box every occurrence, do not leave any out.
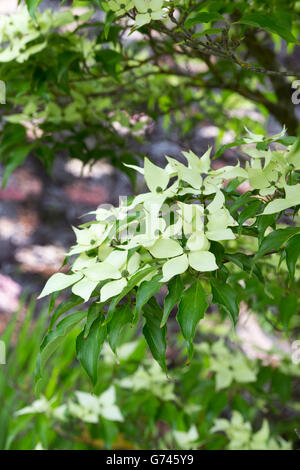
[38,129,299,305]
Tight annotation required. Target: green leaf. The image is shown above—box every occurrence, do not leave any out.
[177,281,208,361]
[48,292,59,316]
[238,199,262,227]
[229,192,253,214]
[279,294,298,330]
[35,310,86,391]
[237,12,297,43]
[108,304,132,353]
[271,370,291,402]
[286,136,300,169]
[209,241,225,266]
[213,139,246,160]
[225,253,264,282]
[161,275,184,327]
[257,214,276,245]
[225,177,246,193]
[49,294,83,330]
[104,10,115,39]
[84,303,102,338]
[143,299,167,373]
[185,12,225,30]
[95,50,122,78]
[25,0,43,22]
[106,265,158,320]
[135,273,162,321]
[76,314,107,386]
[254,227,300,263]
[2,145,33,188]
[211,278,239,326]
[285,234,300,281]
[277,136,297,147]
[0,124,26,160]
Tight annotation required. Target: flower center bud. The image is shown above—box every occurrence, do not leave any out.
[156,186,163,193]
[121,269,129,278]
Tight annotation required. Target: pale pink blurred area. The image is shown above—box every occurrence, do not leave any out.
[64,181,109,206]
[0,168,43,202]
[0,209,39,245]
[0,0,18,14]
[15,244,66,276]
[0,274,21,314]
[237,303,291,367]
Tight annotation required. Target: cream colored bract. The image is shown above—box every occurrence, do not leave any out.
[38,128,300,305]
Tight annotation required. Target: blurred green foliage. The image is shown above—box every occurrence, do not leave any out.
[1,0,300,183]
[1,293,299,450]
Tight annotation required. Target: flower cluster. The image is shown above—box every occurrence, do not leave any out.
[242,130,300,214]
[198,340,257,391]
[38,129,299,306]
[107,0,167,26]
[16,386,123,424]
[107,0,135,16]
[0,7,74,63]
[212,412,291,450]
[118,360,176,400]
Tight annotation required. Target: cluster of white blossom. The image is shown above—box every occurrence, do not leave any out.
[0,7,76,63]
[107,0,167,27]
[38,129,300,305]
[212,412,291,450]
[16,386,123,424]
